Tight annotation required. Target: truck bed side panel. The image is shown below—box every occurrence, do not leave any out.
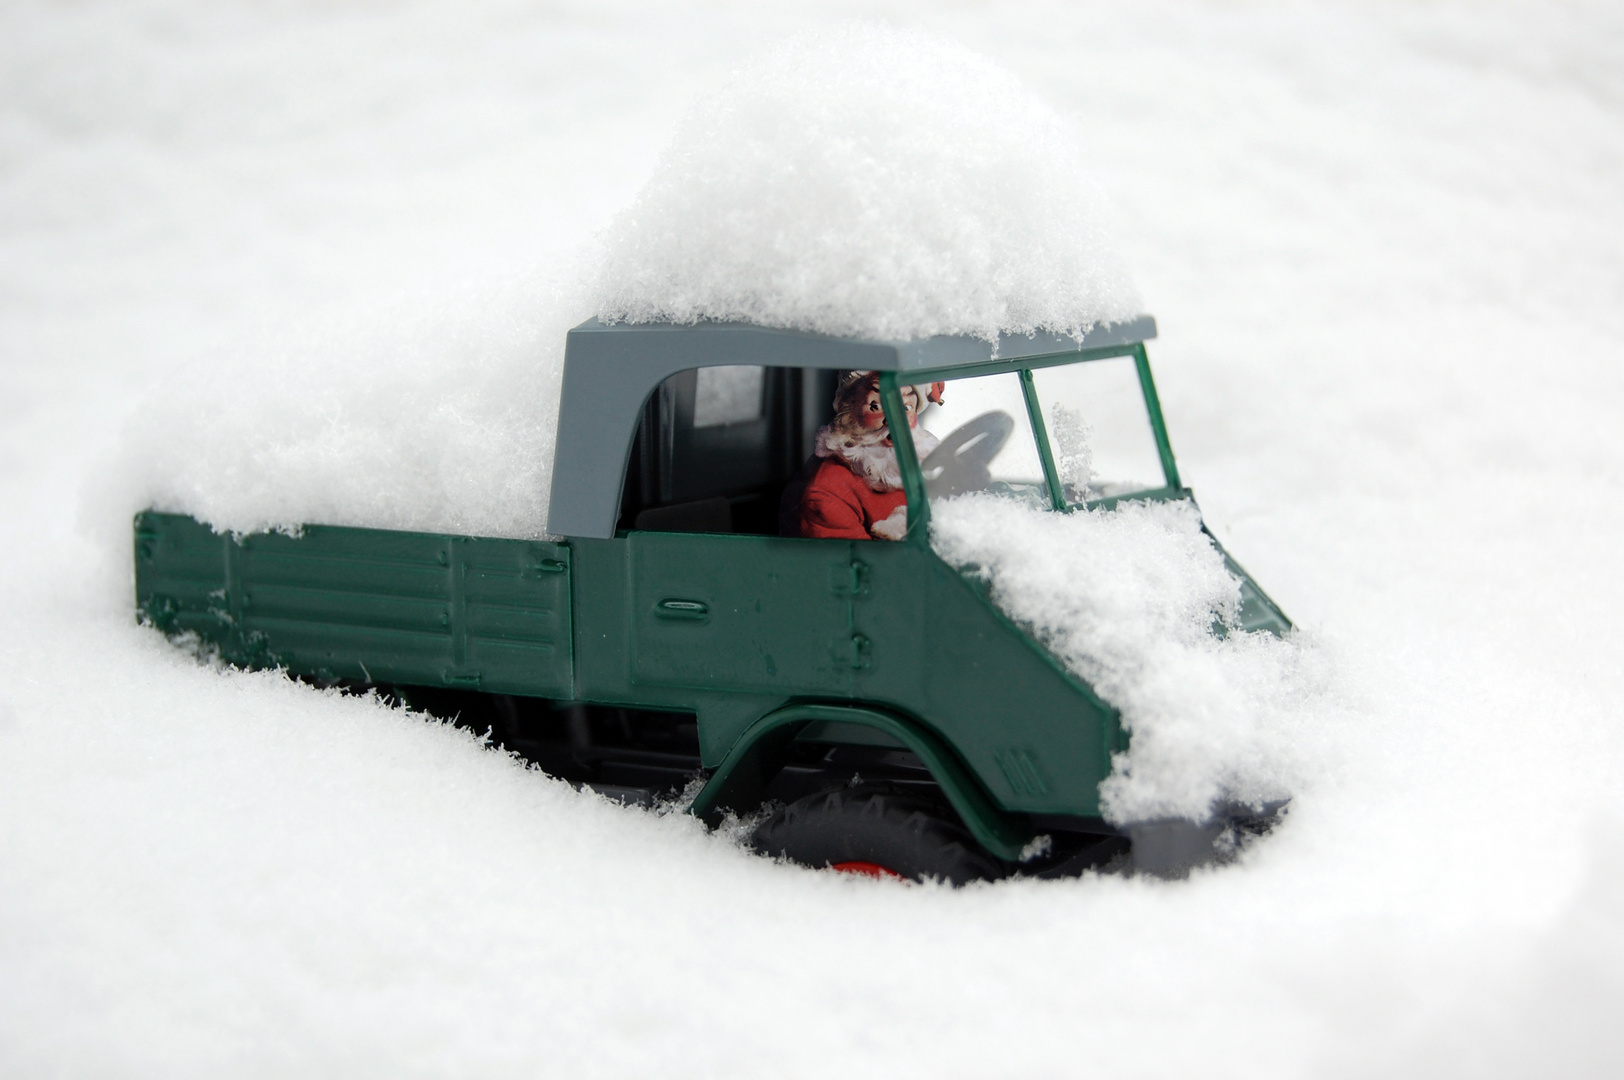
[134,513,573,698]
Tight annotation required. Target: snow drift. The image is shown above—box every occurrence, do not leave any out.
[930,494,1322,823]
[595,24,1142,342]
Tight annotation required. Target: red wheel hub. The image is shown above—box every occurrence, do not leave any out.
[830,861,906,881]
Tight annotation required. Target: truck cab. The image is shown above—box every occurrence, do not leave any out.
[134,315,1289,881]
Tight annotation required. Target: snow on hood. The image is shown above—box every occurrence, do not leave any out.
[929,493,1321,824]
[594,24,1142,343]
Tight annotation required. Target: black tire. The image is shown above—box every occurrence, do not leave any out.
[752,786,1006,885]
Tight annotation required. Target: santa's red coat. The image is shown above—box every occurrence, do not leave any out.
[799,458,907,540]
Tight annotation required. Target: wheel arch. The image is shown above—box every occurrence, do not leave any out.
[687,702,1033,862]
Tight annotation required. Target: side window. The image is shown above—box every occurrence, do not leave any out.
[694,366,765,428]
[619,367,832,536]
[915,371,1044,501]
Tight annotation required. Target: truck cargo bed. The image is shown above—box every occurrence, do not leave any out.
[134,512,574,698]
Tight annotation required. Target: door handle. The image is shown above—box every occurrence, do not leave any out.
[654,598,709,621]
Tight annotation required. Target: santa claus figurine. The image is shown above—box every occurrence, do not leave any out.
[788,372,945,541]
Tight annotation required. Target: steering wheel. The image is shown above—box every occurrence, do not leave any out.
[921,411,1014,499]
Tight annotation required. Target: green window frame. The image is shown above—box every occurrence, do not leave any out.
[879,343,1182,542]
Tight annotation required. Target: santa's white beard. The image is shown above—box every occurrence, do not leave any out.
[814,423,941,493]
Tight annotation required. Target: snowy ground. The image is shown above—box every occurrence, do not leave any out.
[3,1,1623,1076]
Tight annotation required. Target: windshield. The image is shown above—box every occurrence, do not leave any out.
[1029,356,1167,502]
[913,371,1049,508]
[905,354,1170,515]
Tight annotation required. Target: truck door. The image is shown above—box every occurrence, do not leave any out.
[618,362,863,695]
[627,532,863,696]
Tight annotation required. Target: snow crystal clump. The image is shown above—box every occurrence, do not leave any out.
[929,494,1317,824]
[596,25,1142,343]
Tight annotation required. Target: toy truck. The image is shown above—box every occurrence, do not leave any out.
[134,316,1289,881]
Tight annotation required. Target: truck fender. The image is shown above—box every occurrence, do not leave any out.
[688,703,1033,863]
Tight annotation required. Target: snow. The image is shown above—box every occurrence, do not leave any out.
[4,1,1624,1077]
[693,365,767,428]
[929,494,1322,824]
[593,24,1142,342]
[114,276,576,540]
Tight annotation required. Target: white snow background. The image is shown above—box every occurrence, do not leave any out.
[3,1,1623,1076]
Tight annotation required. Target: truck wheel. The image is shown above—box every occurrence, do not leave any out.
[752,786,1005,885]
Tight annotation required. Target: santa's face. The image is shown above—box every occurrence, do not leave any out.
[858,386,919,444]
[815,378,941,497]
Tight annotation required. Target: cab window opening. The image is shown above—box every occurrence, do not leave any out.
[890,355,1179,527]
[616,366,836,537]
[614,353,1178,540]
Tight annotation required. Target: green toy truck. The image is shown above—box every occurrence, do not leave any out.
[134,316,1289,882]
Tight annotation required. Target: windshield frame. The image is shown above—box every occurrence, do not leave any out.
[880,342,1182,541]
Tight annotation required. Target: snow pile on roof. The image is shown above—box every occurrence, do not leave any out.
[595,25,1142,343]
[929,494,1321,823]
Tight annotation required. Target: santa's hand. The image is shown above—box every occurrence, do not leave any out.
[870,505,909,541]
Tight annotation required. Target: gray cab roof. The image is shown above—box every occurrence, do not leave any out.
[546,315,1158,539]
